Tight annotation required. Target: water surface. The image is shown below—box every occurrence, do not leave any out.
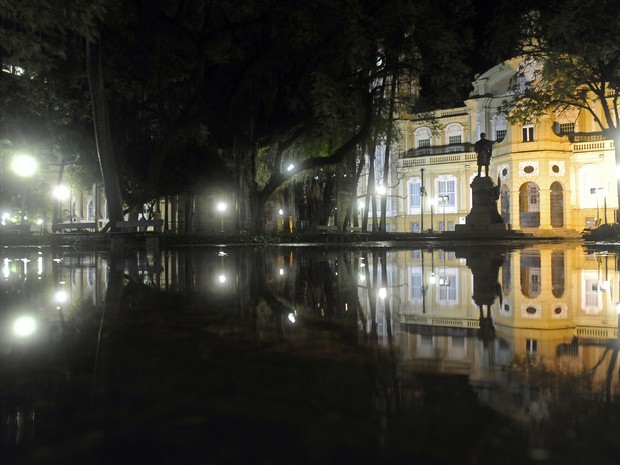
[0,243,618,464]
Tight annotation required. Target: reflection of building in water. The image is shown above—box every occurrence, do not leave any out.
[357,245,620,402]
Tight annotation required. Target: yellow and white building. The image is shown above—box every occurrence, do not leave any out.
[378,57,618,235]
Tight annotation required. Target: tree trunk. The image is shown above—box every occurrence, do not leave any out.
[86,40,124,232]
[364,137,377,232]
[380,72,398,232]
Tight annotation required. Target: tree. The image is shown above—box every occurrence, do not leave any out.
[502,0,620,221]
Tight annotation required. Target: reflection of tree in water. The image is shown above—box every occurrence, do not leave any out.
[502,353,620,464]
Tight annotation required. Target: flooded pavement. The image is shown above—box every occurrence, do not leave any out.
[0,243,619,464]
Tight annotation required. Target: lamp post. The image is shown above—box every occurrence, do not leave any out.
[439,194,449,232]
[599,188,608,225]
[420,168,425,232]
[428,198,435,233]
[216,202,226,233]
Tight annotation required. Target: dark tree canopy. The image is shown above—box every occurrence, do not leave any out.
[0,0,496,230]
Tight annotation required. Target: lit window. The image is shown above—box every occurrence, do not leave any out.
[437,178,456,207]
[522,125,534,142]
[495,129,507,141]
[408,178,421,210]
[558,122,575,134]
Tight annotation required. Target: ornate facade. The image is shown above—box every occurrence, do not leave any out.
[380,57,617,235]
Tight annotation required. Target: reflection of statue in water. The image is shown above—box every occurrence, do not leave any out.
[455,246,506,345]
[475,133,494,177]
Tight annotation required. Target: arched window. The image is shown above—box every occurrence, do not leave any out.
[551,251,565,298]
[414,127,432,148]
[87,199,95,220]
[502,254,511,294]
[445,123,463,145]
[501,184,510,224]
[520,251,541,298]
[550,182,564,227]
[519,182,540,228]
[492,114,507,142]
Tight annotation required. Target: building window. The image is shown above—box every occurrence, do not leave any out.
[439,221,445,232]
[445,123,463,146]
[437,269,457,303]
[87,200,95,220]
[411,222,420,233]
[522,125,534,142]
[526,339,538,356]
[437,178,456,207]
[408,178,421,211]
[415,127,432,149]
[558,122,575,134]
[409,267,423,301]
[551,251,565,298]
[520,252,541,298]
[495,129,507,141]
[448,221,454,231]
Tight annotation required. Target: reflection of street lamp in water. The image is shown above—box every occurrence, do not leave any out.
[217,202,226,232]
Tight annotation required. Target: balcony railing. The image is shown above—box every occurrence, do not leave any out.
[401,142,476,158]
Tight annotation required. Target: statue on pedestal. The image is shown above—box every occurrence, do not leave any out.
[475,133,494,177]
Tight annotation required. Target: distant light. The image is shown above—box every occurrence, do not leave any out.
[279,268,284,276]
[358,201,364,210]
[377,185,386,196]
[218,274,226,283]
[429,273,436,285]
[55,290,68,303]
[12,154,37,177]
[1,212,10,221]
[278,209,283,215]
[379,288,387,299]
[217,202,226,212]
[36,218,43,225]
[53,185,70,200]
[287,164,294,171]
[13,316,36,337]
[359,273,366,282]
[288,313,296,323]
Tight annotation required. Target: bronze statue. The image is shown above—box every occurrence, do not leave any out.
[475,133,493,177]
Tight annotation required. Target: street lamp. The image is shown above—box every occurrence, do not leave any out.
[439,194,449,232]
[53,185,70,228]
[217,202,227,232]
[12,154,37,178]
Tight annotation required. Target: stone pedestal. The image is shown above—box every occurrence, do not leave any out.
[455,175,510,232]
